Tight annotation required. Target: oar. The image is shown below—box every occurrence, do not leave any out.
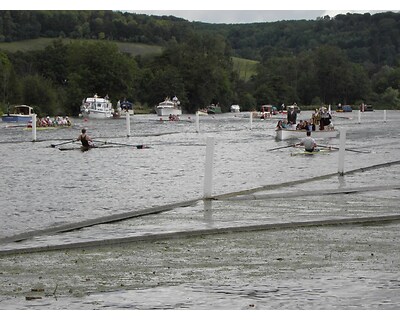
[266,145,295,151]
[317,144,370,154]
[93,140,149,149]
[50,140,75,148]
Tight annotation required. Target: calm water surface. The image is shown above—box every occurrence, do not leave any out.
[1,111,399,238]
[1,110,400,309]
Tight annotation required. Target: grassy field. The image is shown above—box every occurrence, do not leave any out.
[0,38,257,82]
[232,56,259,81]
[0,37,163,56]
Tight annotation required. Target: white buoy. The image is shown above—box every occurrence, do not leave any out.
[250,111,253,130]
[126,111,130,137]
[358,110,361,124]
[203,137,215,198]
[338,128,346,175]
[384,110,387,123]
[196,111,200,133]
[32,113,37,142]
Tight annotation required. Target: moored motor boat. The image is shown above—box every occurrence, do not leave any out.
[155,96,182,116]
[80,94,113,119]
[230,104,240,113]
[1,105,34,123]
[206,104,222,114]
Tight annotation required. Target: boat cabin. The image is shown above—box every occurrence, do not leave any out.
[1,105,34,123]
[9,105,33,115]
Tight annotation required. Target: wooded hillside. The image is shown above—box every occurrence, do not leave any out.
[1,10,400,116]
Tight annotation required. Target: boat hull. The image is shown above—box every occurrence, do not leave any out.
[1,115,32,123]
[290,148,333,156]
[156,108,182,116]
[81,110,113,119]
[276,129,338,141]
[196,110,208,116]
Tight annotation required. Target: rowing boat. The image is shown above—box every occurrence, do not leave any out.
[58,145,116,151]
[290,148,334,156]
[58,143,148,151]
[24,126,59,131]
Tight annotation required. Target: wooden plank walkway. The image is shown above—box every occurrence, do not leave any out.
[1,159,399,248]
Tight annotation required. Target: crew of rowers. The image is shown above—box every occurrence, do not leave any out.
[276,106,334,131]
[27,116,72,128]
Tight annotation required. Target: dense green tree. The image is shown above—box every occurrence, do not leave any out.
[0,51,12,104]
[380,87,400,107]
[20,74,59,116]
[145,33,236,112]
[252,55,299,106]
[65,41,138,113]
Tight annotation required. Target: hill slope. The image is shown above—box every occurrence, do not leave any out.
[0,38,163,56]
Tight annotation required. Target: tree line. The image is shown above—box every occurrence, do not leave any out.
[1,10,400,116]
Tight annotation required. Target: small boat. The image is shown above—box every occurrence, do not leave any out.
[80,95,113,119]
[290,148,334,156]
[360,104,373,112]
[120,101,134,115]
[260,105,278,119]
[155,96,182,116]
[275,128,338,141]
[59,143,148,151]
[197,109,208,116]
[114,100,134,118]
[25,116,73,130]
[206,104,222,114]
[1,105,34,123]
[230,104,240,113]
[24,124,72,131]
[336,105,352,112]
[59,144,112,152]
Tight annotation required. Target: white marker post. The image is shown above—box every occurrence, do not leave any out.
[32,113,37,142]
[126,112,130,137]
[338,128,346,175]
[250,111,253,130]
[203,137,215,198]
[384,110,387,123]
[196,111,200,133]
[358,110,361,124]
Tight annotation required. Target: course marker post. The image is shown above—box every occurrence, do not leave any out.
[338,128,346,175]
[126,112,131,137]
[196,111,200,133]
[32,113,37,142]
[204,137,215,198]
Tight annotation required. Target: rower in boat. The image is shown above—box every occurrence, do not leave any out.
[295,131,318,152]
[77,128,94,151]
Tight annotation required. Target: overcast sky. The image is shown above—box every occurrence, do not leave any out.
[131,10,394,24]
[4,1,399,24]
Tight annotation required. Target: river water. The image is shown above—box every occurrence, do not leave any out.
[1,110,400,310]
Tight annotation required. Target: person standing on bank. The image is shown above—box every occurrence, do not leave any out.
[287,105,297,127]
[77,128,93,148]
[297,131,317,152]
